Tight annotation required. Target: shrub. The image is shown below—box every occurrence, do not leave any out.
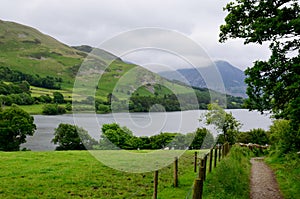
[42,104,66,115]
[269,119,299,154]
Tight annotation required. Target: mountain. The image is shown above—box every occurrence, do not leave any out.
[0,19,244,111]
[159,61,247,98]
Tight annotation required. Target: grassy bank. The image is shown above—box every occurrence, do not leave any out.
[0,150,205,199]
[202,146,253,199]
[265,153,300,199]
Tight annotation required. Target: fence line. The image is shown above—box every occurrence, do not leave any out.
[152,142,231,199]
[192,142,230,199]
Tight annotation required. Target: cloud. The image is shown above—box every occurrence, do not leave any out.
[0,0,270,70]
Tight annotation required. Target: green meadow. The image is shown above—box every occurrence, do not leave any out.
[0,150,207,199]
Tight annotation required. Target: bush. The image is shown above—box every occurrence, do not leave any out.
[97,104,110,113]
[269,119,298,154]
[53,92,64,104]
[42,104,66,115]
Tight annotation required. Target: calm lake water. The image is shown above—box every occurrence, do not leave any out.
[22,109,272,151]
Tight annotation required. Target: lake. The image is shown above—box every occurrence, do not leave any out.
[21,109,272,151]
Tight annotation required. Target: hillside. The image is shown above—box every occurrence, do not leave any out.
[159,61,247,98]
[0,19,244,112]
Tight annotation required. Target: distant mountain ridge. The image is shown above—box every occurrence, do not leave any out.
[159,61,247,98]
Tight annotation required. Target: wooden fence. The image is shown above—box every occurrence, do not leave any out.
[152,142,231,199]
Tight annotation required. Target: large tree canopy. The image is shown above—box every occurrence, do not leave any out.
[0,105,36,151]
[220,0,300,151]
[220,0,300,44]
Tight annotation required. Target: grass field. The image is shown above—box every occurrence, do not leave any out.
[0,150,207,199]
[30,86,73,99]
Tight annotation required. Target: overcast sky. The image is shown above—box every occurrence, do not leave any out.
[0,0,271,70]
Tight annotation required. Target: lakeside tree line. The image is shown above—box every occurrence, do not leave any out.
[0,104,288,153]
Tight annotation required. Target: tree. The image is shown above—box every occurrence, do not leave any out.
[100,123,135,149]
[0,105,36,151]
[220,0,300,151]
[150,132,176,149]
[202,103,241,143]
[53,92,64,104]
[187,128,214,149]
[52,123,97,150]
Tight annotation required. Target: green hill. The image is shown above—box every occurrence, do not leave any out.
[0,19,244,113]
[0,20,85,88]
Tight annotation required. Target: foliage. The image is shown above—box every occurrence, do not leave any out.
[203,146,253,199]
[97,104,110,113]
[265,152,300,199]
[65,102,72,111]
[42,104,66,115]
[36,94,52,103]
[202,103,241,142]
[52,123,98,150]
[0,105,36,151]
[100,123,135,149]
[187,128,214,149]
[216,130,239,145]
[150,132,177,149]
[0,81,30,95]
[269,119,300,154]
[237,128,269,145]
[220,0,300,152]
[0,66,62,89]
[100,123,216,150]
[0,93,34,106]
[265,153,300,199]
[53,92,64,104]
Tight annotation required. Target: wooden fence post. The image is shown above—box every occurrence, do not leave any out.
[218,145,221,161]
[194,151,197,173]
[203,154,207,181]
[214,147,217,168]
[174,157,178,187]
[198,159,205,179]
[209,148,213,173]
[222,144,225,158]
[225,142,229,155]
[192,178,203,199]
[153,170,158,199]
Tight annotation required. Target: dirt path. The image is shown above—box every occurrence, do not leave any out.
[250,157,283,199]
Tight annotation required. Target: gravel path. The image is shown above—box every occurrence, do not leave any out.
[250,157,283,199]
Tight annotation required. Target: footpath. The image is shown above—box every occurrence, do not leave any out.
[250,157,283,199]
